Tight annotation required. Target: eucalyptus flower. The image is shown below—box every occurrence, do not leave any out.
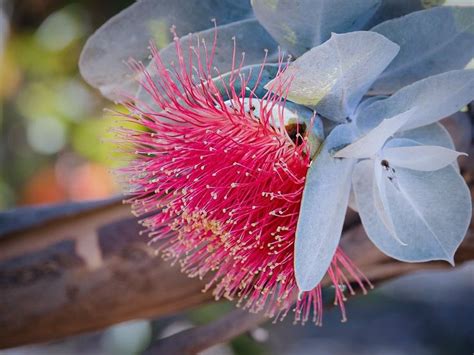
[80,0,474,324]
[116,37,369,325]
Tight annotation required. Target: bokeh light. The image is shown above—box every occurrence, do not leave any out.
[0,1,129,208]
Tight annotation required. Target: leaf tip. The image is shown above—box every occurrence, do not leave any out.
[447,256,456,267]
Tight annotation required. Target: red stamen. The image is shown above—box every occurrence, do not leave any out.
[117,28,370,325]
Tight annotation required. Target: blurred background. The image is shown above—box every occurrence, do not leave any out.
[0,0,131,209]
[1,1,473,354]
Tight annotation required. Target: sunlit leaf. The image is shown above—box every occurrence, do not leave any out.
[268,31,399,122]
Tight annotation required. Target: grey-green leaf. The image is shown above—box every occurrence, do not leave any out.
[295,125,355,292]
[268,31,399,122]
[359,69,474,131]
[354,153,471,264]
[335,109,413,159]
[364,0,434,29]
[382,144,466,171]
[79,0,252,100]
[371,7,474,94]
[136,19,278,106]
[251,0,381,56]
[395,122,455,150]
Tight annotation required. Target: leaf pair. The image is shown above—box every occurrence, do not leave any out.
[81,1,474,101]
[290,31,473,291]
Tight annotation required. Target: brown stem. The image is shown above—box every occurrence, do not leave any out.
[144,309,266,355]
[0,199,213,349]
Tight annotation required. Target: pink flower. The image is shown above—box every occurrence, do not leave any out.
[119,33,370,325]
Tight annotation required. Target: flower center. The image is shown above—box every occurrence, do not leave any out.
[224,98,323,156]
[285,121,306,146]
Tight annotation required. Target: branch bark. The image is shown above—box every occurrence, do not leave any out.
[144,308,267,355]
[0,115,472,350]
[0,200,213,349]
[0,193,473,350]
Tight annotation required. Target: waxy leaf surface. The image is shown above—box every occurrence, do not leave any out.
[353,143,471,263]
[382,145,466,171]
[80,0,252,100]
[371,7,474,94]
[252,0,381,56]
[269,32,399,122]
[358,70,474,132]
[295,125,354,292]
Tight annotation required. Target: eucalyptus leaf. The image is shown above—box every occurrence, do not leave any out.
[136,19,279,106]
[268,31,399,122]
[353,95,388,124]
[395,122,455,150]
[371,7,474,94]
[364,0,434,29]
[359,69,474,131]
[353,160,400,242]
[295,125,355,292]
[372,159,399,240]
[334,109,413,159]
[381,165,470,263]
[251,0,381,56]
[79,0,252,100]
[395,122,461,171]
[348,188,358,212]
[353,160,471,263]
[382,144,466,171]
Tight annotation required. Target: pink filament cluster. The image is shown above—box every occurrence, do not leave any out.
[119,32,370,325]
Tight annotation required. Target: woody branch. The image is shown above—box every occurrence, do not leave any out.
[0,117,472,351]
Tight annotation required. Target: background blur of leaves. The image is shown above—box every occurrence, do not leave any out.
[0,0,140,209]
